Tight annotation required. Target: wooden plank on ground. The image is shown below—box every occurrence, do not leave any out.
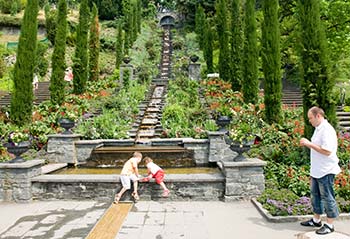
[86,202,132,239]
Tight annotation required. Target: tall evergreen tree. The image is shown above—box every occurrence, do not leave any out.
[298,0,336,138]
[242,0,258,104]
[131,1,138,43]
[10,0,39,125]
[203,18,213,73]
[50,0,67,106]
[73,0,90,94]
[115,20,124,69]
[136,0,141,34]
[195,5,206,50]
[230,0,243,91]
[262,0,282,124]
[215,0,230,82]
[122,0,131,55]
[89,4,100,82]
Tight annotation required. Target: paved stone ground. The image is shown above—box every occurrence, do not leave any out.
[1,200,350,239]
[0,201,109,239]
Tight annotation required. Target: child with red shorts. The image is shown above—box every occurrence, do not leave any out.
[142,157,170,197]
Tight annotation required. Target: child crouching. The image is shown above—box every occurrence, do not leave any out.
[142,157,170,197]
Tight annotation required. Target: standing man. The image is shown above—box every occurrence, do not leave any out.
[299,106,341,235]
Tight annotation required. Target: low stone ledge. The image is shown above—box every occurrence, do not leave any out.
[221,158,267,168]
[251,198,350,223]
[41,163,68,174]
[31,173,224,183]
[0,159,44,169]
[151,138,186,146]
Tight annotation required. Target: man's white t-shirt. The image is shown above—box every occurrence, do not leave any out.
[310,119,341,178]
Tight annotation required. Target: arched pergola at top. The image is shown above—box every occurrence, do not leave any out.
[157,12,178,27]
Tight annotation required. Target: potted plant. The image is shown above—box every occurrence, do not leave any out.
[225,122,255,161]
[58,110,77,134]
[3,131,31,163]
[215,105,232,132]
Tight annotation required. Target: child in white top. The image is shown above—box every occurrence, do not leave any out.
[142,157,170,197]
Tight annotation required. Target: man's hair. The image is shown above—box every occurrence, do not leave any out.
[133,151,142,158]
[309,106,325,117]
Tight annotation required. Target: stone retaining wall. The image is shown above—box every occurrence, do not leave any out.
[0,160,44,202]
[31,173,225,201]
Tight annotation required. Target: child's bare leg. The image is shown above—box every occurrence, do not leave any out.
[133,180,138,194]
[114,187,127,203]
[160,182,168,191]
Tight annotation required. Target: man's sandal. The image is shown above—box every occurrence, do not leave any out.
[113,194,121,204]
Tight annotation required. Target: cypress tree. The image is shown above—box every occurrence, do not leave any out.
[195,5,206,50]
[203,18,213,73]
[115,20,124,69]
[242,0,258,104]
[262,0,282,124]
[298,0,336,138]
[89,4,100,82]
[10,0,39,125]
[122,0,131,55]
[215,0,230,82]
[131,1,138,43]
[136,0,141,34]
[230,0,243,91]
[73,0,90,94]
[50,0,67,106]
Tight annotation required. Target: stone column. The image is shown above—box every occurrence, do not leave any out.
[119,64,134,86]
[0,160,44,202]
[207,131,236,162]
[47,134,81,164]
[220,158,267,201]
[189,63,200,81]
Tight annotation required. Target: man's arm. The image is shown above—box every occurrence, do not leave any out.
[300,138,332,156]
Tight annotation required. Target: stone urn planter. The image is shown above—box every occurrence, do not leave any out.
[215,115,231,132]
[224,136,254,161]
[190,55,199,63]
[4,141,31,163]
[123,56,131,64]
[58,118,75,134]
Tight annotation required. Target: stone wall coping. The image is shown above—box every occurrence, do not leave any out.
[75,139,103,145]
[0,159,44,169]
[220,158,267,168]
[182,138,208,144]
[48,134,82,139]
[31,173,225,183]
[207,131,227,136]
[41,163,68,174]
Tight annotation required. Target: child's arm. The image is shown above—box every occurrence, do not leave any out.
[132,159,139,177]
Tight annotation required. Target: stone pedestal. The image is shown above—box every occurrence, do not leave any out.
[220,158,266,201]
[189,63,200,81]
[208,131,236,162]
[0,160,44,202]
[47,134,81,164]
[119,64,134,86]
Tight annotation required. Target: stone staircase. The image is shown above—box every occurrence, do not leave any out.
[281,87,350,131]
[128,25,172,143]
[337,111,350,131]
[0,81,50,109]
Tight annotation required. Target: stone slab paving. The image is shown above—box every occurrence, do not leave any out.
[1,200,350,239]
[116,201,350,239]
[0,201,109,239]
